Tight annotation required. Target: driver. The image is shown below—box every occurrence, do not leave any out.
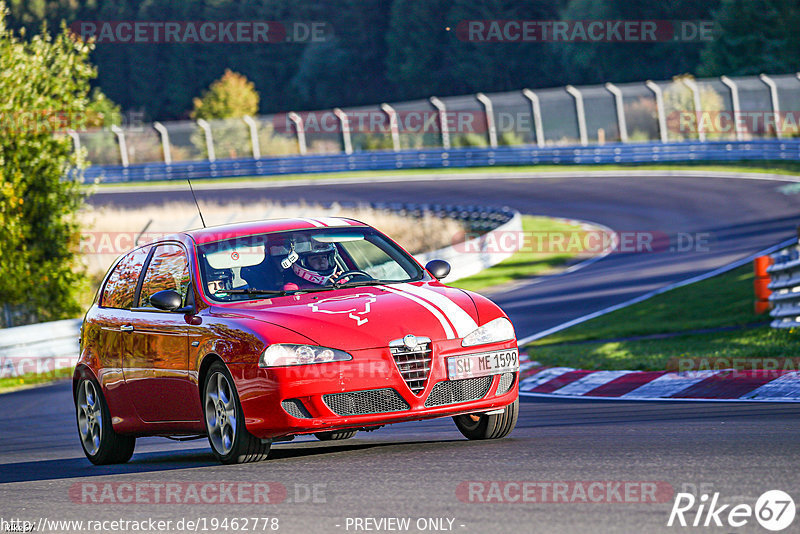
[290,243,338,286]
[207,268,233,295]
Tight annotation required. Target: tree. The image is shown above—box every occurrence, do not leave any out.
[190,70,260,160]
[386,0,461,98]
[290,0,396,109]
[559,0,722,85]
[191,69,260,120]
[447,0,562,92]
[698,0,800,77]
[0,4,95,326]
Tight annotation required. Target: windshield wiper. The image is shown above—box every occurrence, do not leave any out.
[333,280,391,289]
[223,289,289,296]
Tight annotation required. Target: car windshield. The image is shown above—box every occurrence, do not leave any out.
[196,227,425,301]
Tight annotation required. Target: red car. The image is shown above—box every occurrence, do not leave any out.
[75,218,519,465]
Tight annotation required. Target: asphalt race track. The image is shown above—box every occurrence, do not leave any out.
[2,382,800,533]
[91,173,800,338]
[2,172,800,533]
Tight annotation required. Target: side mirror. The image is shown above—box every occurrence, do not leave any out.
[149,290,183,312]
[425,260,451,281]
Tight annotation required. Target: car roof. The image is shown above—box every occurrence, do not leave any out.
[185,217,369,245]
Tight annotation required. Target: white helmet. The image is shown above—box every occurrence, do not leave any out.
[291,243,337,285]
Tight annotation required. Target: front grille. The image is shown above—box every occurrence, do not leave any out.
[390,337,432,395]
[424,376,493,407]
[496,373,516,396]
[323,388,410,416]
[281,399,312,419]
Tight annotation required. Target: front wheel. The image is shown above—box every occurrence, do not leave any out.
[204,362,270,464]
[453,399,518,440]
[76,376,135,465]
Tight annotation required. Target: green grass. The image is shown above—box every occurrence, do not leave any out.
[450,216,587,292]
[0,367,73,394]
[90,160,800,189]
[527,265,800,371]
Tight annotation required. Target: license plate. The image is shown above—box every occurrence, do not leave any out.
[447,349,519,380]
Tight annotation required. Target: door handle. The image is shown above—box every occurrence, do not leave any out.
[120,325,134,332]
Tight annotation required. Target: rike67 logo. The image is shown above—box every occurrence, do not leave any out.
[668,490,795,531]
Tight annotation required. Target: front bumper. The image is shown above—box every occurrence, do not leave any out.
[229,339,519,439]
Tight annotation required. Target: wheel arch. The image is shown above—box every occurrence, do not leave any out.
[197,352,224,403]
[72,364,99,404]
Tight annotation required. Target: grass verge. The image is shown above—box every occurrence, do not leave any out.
[91,161,800,189]
[0,367,73,394]
[526,265,800,371]
[450,216,590,293]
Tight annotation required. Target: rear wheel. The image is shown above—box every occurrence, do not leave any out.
[314,430,357,441]
[203,362,270,464]
[76,377,135,465]
[453,399,518,440]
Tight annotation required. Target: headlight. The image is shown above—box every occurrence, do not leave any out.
[461,317,516,347]
[259,344,353,367]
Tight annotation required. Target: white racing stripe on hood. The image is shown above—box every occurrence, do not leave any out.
[382,286,456,340]
[394,283,478,338]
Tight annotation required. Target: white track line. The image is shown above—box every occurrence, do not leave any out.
[516,237,798,346]
[94,169,800,194]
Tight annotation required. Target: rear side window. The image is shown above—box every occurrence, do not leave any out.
[101,247,151,309]
[139,244,191,308]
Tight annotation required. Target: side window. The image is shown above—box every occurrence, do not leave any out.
[139,244,191,309]
[101,247,151,309]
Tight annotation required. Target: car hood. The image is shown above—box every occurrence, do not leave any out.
[221,282,481,350]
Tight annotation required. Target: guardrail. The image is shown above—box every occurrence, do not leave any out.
[83,139,800,184]
[0,319,81,379]
[0,205,520,377]
[768,245,800,328]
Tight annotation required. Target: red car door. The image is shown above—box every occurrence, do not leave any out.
[124,243,200,423]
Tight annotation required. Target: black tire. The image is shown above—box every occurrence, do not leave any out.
[314,430,357,441]
[453,398,519,440]
[203,361,271,464]
[75,376,135,465]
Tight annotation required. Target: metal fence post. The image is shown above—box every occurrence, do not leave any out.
[680,78,705,142]
[381,103,401,152]
[153,122,172,164]
[243,116,261,159]
[429,97,450,149]
[604,83,628,143]
[196,119,216,162]
[110,125,129,167]
[333,108,353,154]
[66,130,81,156]
[760,74,782,139]
[645,80,668,143]
[522,89,545,148]
[288,112,307,155]
[476,93,498,148]
[565,85,588,146]
[720,76,743,141]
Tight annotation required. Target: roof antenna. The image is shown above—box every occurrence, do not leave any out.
[187,179,207,228]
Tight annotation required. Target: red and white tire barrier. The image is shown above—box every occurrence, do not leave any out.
[519,367,800,401]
